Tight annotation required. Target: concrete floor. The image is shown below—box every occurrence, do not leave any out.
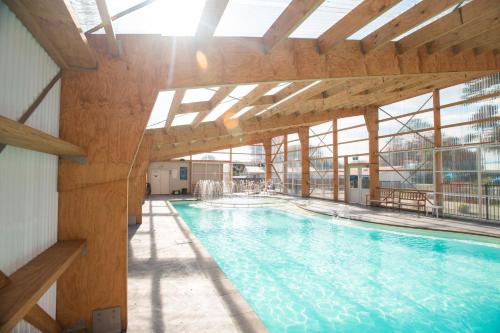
[127,197,269,333]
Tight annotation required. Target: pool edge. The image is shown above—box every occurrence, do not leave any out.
[166,200,271,333]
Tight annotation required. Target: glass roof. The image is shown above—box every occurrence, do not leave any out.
[290,0,362,39]
[146,90,175,129]
[69,0,101,32]
[264,82,291,95]
[203,97,239,122]
[172,112,198,126]
[349,0,422,40]
[182,87,217,103]
[231,106,254,119]
[105,0,206,35]
[214,0,292,37]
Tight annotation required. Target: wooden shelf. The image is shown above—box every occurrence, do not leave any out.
[0,115,86,161]
[0,240,86,333]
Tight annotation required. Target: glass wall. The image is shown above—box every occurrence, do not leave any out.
[231,144,265,182]
[309,121,333,199]
[286,133,301,195]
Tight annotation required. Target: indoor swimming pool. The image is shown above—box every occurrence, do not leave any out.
[173,201,500,333]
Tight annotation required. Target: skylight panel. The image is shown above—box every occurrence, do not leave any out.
[171,112,198,126]
[290,0,363,39]
[105,0,148,16]
[146,91,175,129]
[110,0,205,35]
[202,97,239,122]
[214,0,292,37]
[69,0,101,32]
[264,82,291,95]
[348,0,422,40]
[182,88,218,103]
[231,106,254,119]
[230,84,259,98]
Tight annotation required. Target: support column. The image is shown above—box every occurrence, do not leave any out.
[129,135,151,225]
[344,156,349,203]
[57,36,167,331]
[298,127,310,198]
[433,89,443,208]
[332,118,338,201]
[263,139,272,185]
[364,107,380,205]
[283,135,288,194]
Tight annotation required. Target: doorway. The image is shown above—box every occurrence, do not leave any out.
[347,163,370,204]
[150,169,170,195]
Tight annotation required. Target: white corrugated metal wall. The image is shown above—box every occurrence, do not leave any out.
[0,2,60,332]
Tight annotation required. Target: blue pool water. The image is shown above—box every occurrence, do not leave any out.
[173,202,500,333]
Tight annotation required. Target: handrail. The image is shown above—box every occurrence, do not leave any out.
[0,240,86,333]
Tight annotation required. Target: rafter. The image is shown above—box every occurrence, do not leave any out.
[164,89,186,130]
[260,80,341,118]
[318,0,401,54]
[191,86,234,128]
[95,0,120,57]
[4,0,97,70]
[196,0,229,37]
[427,10,500,54]
[263,0,324,52]
[452,26,500,53]
[361,0,459,53]
[220,83,277,125]
[397,0,500,54]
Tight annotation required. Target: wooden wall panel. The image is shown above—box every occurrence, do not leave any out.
[57,36,167,331]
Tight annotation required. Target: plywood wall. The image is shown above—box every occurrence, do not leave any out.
[0,2,60,332]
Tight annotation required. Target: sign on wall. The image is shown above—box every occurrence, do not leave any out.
[180,166,188,180]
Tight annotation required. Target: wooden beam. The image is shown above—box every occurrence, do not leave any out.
[221,83,276,125]
[0,241,85,333]
[263,0,324,52]
[151,129,291,161]
[433,89,443,208]
[149,107,368,148]
[364,107,379,205]
[332,117,338,201]
[427,10,500,54]
[0,114,86,160]
[262,80,342,118]
[4,0,97,70]
[361,0,459,53]
[318,0,401,54]
[298,127,310,197]
[240,82,310,120]
[87,34,500,89]
[397,0,500,54]
[178,101,211,114]
[191,86,234,128]
[196,0,229,37]
[451,26,500,53]
[95,0,120,57]
[165,89,186,130]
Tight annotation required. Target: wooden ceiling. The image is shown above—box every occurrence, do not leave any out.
[6,0,500,160]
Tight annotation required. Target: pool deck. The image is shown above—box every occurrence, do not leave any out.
[127,197,269,333]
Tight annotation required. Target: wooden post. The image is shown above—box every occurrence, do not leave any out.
[433,89,443,209]
[364,106,380,205]
[188,154,193,193]
[344,156,349,203]
[332,118,338,201]
[298,127,310,197]
[57,36,166,331]
[283,135,288,193]
[263,139,272,185]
